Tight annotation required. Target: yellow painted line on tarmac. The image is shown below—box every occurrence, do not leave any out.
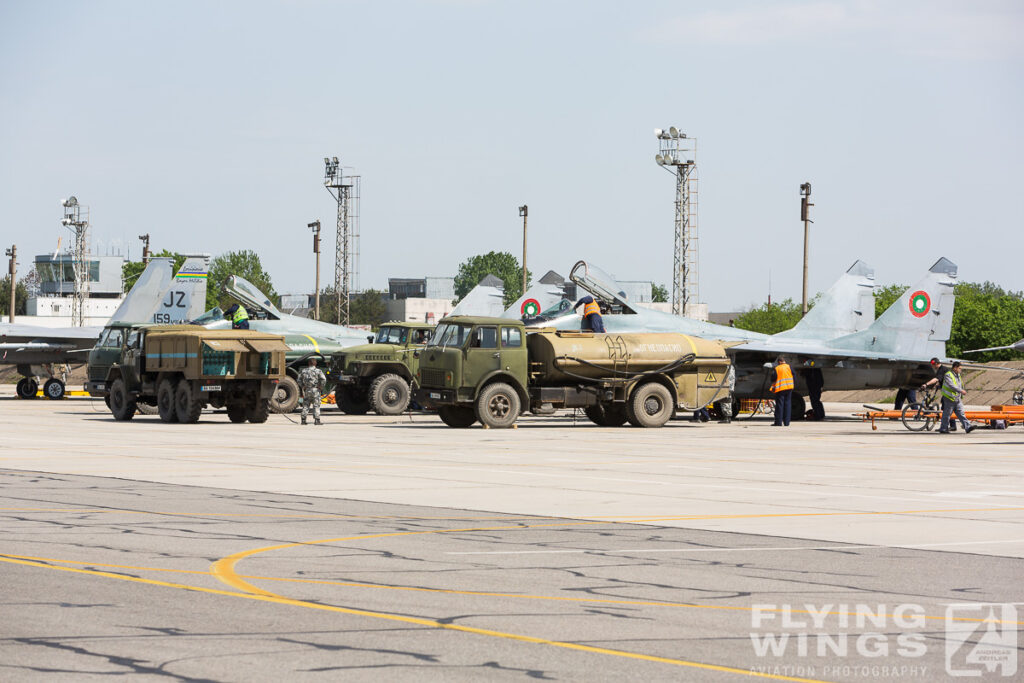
[3,551,1019,627]
[0,554,831,682]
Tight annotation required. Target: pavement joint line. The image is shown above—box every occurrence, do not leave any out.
[3,551,1019,626]
[0,553,832,682]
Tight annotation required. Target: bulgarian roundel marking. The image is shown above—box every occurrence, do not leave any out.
[521,298,541,317]
[909,290,931,318]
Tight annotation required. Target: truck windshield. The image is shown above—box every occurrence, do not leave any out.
[375,326,407,344]
[428,323,472,348]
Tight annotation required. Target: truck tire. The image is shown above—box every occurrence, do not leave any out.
[16,377,38,400]
[370,374,411,415]
[157,378,179,423]
[626,382,674,428]
[247,399,270,424]
[43,378,66,400]
[585,404,628,427]
[438,405,476,428]
[270,375,299,413]
[226,401,248,423]
[476,382,520,429]
[137,403,159,415]
[336,387,370,415]
[174,381,203,424]
[109,378,136,421]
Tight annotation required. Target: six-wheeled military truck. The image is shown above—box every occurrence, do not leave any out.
[332,322,434,415]
[86,324,288,423]
[413,316,731,429]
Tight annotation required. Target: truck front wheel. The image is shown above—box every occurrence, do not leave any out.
[476,382,520,429]
[158,378,179,423]
[370,374,411,415]
[438,405,476,428]
[626,382,674,428]
[109,379,136,421]
[174,381,203,424]
[270,376,299,413]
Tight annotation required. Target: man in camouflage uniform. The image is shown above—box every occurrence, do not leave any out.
[298,357,326,425]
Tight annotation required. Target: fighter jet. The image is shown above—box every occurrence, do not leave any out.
[191,275,370,412]
[1,255,210,399]
[530,258,957,419]
[450,275,578,321]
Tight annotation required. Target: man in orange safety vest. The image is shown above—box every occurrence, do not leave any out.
[770,355,794,427]
[574,295,606,333]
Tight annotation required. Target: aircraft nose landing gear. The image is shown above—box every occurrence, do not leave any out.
[15,377,39,399]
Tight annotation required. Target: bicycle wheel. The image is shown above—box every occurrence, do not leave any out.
[901,402,936,432]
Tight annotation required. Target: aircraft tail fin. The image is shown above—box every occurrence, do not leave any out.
[502,282,567,319]
[828,257,957,358]
[774,260,875,340]
[451,277,505,318]
[107,258,174,324]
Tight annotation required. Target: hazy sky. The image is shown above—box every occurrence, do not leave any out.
[2,0,1021,310]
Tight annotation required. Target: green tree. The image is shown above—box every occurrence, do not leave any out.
[651,283,669,303]
[454,251,530,309]
[350,289,388,328]
[873,283,906,319]
[206,250,275,311]
[122,249,187,292]
[0,276,29,317]
[732,298,804,335]
[947,281,1024,361]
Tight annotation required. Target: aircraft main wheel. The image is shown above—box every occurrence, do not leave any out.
[476,382,520,429]
[336,387,370,415]
[16,377,38,400]
[370,374,410,415]
[157,378,179,423]
[43,378,66,400]
[174,381,202,424]
[270,375,299,413]
[791,393,806,421]
[109,379,136,421]
[584,404,628,427]
[626,382,674,428]
[438,405,476,428]
[247,399,270,424]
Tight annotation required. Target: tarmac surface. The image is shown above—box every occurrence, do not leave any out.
[2,392,1022,681]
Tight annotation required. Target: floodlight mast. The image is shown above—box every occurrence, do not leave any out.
[5,244,16,323]
[308,220,321,320]
[800,182,814,317]
[654,128,698,316]
[61,196,90,326]
[323,156,360,326]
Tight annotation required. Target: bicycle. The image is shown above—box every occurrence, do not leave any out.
[901,388,941,432]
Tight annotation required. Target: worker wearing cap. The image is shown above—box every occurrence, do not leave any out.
[574,295,605,333]
[922,357,957,432]
[298,357,326,426]
[224,303,250,330]
[770,356,794,427]
[938,361,974,434]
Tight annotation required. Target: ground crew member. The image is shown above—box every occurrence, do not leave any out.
[224,303,250,330]
[921,357,957,432]
[718,364,736,423]
[298,357,326,425]
[938,361,974,434]
[804,367,825,421]
[574,295,605,333]
[770,355,794,427]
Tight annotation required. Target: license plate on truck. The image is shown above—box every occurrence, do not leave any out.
[201,385,221,392]
[430,392,441,399]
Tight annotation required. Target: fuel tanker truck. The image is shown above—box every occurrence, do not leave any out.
[413,316,731,429]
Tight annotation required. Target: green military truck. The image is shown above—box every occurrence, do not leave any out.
[86,324,288,424]
[332,321,434,415]
[413,316,732,429]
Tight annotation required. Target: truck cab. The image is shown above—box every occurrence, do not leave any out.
[85,322,142,398]
[332,321,436,415]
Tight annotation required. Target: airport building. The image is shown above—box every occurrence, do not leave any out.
[386,276,456,324]
[25,253,126,326]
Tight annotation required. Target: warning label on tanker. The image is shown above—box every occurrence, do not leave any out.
[704,371,716,383]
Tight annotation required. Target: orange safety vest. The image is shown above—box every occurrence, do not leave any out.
[583,300,601,317]
[770,363,794,393]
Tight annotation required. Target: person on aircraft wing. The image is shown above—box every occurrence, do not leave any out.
[224,303,250,330]
[770,356,794,427]
[574,295,605,333]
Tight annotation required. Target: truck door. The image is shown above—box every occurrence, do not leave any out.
[464,325,500,390]
[499,326,527,386]
[122,330,144,388]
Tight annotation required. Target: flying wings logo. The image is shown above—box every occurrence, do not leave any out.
[521,298,541,317]
[908,291,931,318]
